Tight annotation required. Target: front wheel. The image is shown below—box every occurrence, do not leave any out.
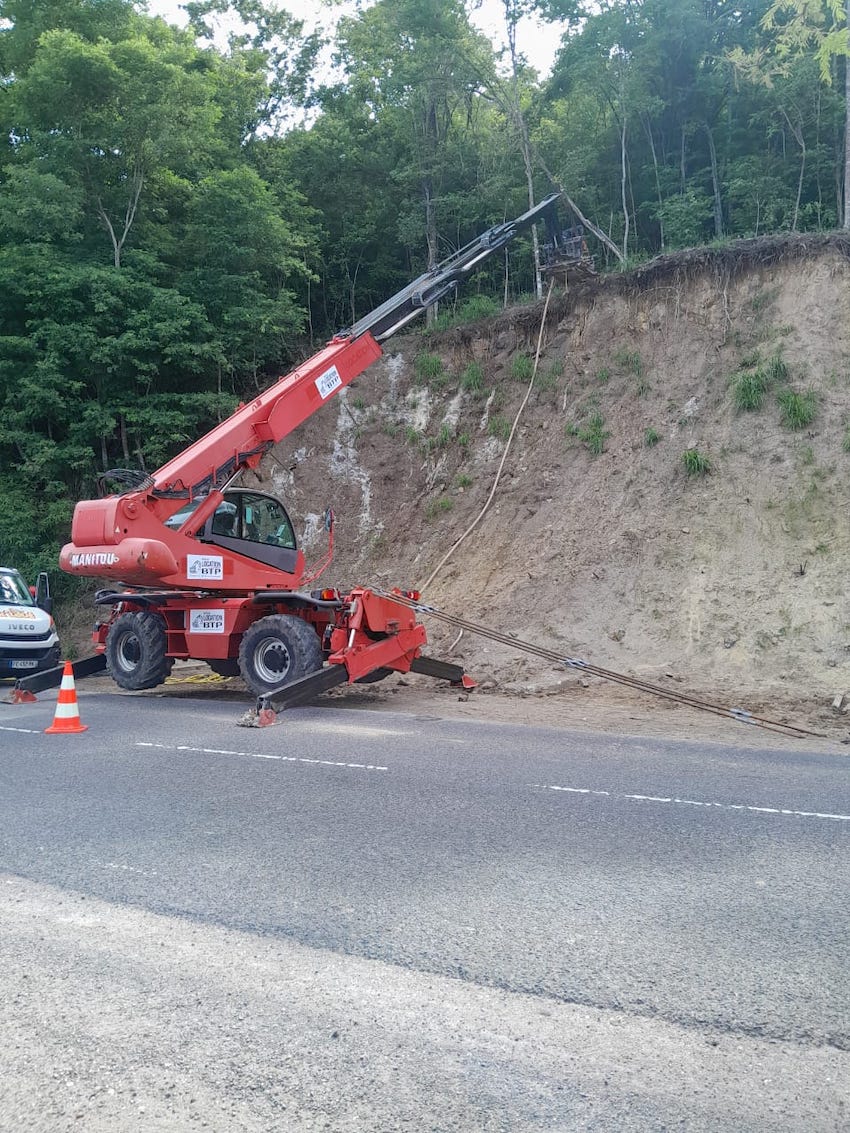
[238,613,323,697]
[105,610,173,691]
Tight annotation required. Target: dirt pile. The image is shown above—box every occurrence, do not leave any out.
[270,235,850,720]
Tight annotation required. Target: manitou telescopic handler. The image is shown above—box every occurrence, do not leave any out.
[56,196,566,710]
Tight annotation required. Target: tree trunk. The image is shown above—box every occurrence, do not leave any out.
[621,119,629,260]
[119,414,130,464]
[643,114,665,250]
[703,122,724,238]
[423,182,438,271]
[96,168,144,269]
[504,6,542,299]
[780,107,806,232]
[423,177,439,325]
[423,97,440,326]
[520,127,542,299]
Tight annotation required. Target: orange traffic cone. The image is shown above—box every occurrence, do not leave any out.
[45,661,88,734]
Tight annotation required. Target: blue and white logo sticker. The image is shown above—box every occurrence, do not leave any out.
[187,554,223,581]
[315,365,342,399]
[189,609,226,634]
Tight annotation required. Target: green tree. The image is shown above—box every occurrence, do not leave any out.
[336,0,495,315]
[9,24,220,266]
[0,0,319,565]
[540,0,787,256]
[185,0,323,135]
[734,0,850,227]
[180,166,314,388]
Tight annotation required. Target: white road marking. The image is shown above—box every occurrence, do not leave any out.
[91,858,159,878]
[298,721,412,739]
[0,725,43,735]
[534,784,850,823]
[137,742,388,772]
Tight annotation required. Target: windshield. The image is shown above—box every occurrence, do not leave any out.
[0,570,34,606]
[164,499,204,530]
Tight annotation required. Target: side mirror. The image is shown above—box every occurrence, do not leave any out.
[35,571,53,615]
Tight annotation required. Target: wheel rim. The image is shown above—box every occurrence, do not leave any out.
[115,630,142,673]
[254,637,293,684]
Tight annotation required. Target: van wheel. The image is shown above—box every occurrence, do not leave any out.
[106,611,173,691]
[238,614,322,697]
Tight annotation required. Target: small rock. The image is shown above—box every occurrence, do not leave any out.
[832,692,847,713]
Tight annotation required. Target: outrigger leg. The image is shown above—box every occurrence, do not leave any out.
[238,655,474,728]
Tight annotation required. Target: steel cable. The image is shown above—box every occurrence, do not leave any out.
[374,589,827,741]
[418,277,556,594]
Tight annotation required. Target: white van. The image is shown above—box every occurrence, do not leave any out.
[0,567,61,676]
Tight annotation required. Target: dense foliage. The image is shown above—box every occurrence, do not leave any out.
[0,0,847,579]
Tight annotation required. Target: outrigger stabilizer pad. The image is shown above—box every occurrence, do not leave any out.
[237,664,351,727]
[6,687,37,704]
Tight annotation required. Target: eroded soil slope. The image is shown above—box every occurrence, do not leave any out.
[267,236,850,719]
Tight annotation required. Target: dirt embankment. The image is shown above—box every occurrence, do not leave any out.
[260,234,850,732]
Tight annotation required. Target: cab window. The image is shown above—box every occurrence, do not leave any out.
[237,494,296,549]
[164,499,203,530]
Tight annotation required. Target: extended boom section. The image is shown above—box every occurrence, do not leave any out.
[348,194,562,341]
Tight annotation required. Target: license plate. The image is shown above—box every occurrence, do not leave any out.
[10,659,38,670]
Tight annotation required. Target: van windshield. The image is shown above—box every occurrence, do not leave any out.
[0,570,33,606]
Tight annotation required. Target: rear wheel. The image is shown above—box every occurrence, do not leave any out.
[106,610,173,691]
[238,613,323,697]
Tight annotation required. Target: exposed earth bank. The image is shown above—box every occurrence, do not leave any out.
[261,234,850,741]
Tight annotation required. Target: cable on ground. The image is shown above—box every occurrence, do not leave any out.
[377,589,827,742]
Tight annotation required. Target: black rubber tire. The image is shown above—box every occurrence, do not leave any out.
[105,610,173,691]
[238,613,323,697]
[206,659,240,678]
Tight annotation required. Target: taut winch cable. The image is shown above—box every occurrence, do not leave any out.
[376,589,828,742]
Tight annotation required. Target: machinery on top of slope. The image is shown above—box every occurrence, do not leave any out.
[541,218,595,280]
[58,196,563,706]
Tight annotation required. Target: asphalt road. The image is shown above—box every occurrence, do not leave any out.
[1,686,848,1131]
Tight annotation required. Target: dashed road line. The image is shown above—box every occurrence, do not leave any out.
[534,784,850,823]
[137,742,388,772]
[91,858,159,878]
[297,721,413,740]
[0,725,43,735]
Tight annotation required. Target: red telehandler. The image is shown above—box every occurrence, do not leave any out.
[51,196,564,712]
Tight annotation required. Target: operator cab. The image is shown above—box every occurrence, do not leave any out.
[166,489,299,574]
